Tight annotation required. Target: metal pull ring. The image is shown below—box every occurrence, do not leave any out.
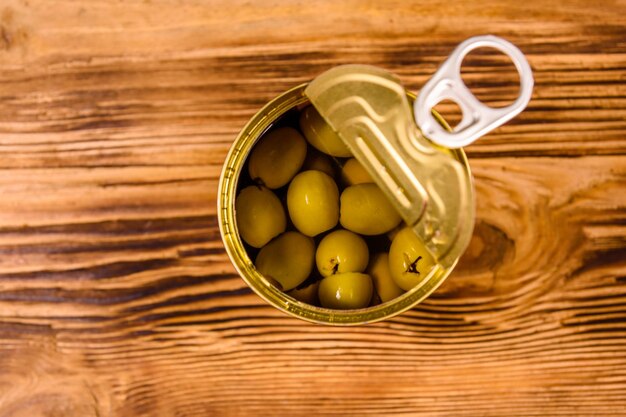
[414,35,534,148]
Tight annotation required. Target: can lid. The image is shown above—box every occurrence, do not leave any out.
[304,35,533,267]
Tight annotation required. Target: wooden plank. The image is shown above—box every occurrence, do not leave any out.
[0,0,625,416]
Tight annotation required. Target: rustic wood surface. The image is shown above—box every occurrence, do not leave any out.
[1,1,625,416]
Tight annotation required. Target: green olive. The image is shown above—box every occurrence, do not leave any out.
[299,106,352,157]
[316,229,369,277]
[287,170,339,236]
[367,252,404,303]
[302,148,336,178]
[248,127,307,189]
[236,185,286,248]
[388,227,436,291]
[341,158,372,185]
[339,183,402,235]
[287,281,320,305]
[318,272,373,309]
[255,231,315,291]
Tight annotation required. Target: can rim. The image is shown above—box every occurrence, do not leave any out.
[218,83,472,326]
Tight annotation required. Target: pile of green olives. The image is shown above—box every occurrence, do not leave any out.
[236,105,435,310]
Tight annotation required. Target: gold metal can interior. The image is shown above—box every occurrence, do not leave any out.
[217,83,472,326]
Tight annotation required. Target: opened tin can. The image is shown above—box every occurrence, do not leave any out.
[218,36,533,325]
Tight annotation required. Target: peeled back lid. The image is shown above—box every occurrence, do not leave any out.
[304,35,533,268]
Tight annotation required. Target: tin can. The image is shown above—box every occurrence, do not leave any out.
[218,36,533,325]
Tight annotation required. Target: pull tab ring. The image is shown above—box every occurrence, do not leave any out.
[414,35,534,148]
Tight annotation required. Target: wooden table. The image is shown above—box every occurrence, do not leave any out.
[1,1,625,416]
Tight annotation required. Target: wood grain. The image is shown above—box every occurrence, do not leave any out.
[1,0,625,416]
